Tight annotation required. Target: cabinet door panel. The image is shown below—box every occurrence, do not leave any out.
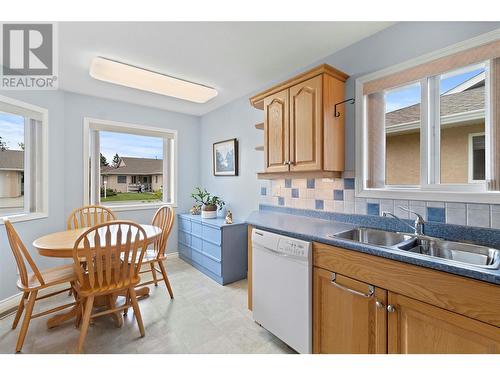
[388,292,500,354]
[264,90,289,172]
[313,267,387,354]
[289,76,322,171]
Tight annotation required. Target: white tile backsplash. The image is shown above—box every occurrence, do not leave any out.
[261,175,499,229]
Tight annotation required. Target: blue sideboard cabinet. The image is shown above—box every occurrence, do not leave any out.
[177,213,248,285]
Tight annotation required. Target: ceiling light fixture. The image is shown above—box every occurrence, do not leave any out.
[89,57,218,103]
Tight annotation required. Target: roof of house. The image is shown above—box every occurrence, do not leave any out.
[386,83,485,127]
[0,150,24,171]
[101,157,163,175]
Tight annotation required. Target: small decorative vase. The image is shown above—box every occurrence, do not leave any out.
[190,205,201,215]
[217,206,227,218]
[201,204,217,219]
[225,210,233,224]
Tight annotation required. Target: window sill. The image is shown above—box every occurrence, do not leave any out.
[357,188,500,204]
[102,202,177,212]
[0,212,48,225]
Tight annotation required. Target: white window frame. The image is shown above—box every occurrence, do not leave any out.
[468,132,486,184]
[356,28,500,204]
[83,117,178,211]
[0,95,48,224]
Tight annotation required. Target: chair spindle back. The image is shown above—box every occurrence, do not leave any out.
[151,206,175,259]
[67,205,116,230]
[72,221,148,290]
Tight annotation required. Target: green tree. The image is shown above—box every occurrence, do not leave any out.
[112,153,120,167]
[0,137,7,151]
[100,153,109,166]
[18,142,25,150]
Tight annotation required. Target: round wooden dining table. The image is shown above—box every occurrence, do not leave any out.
[33,224,162,329]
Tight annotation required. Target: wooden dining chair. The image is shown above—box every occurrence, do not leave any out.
[123,206,175,316]
[66,205,117,230]
[72,221,148,353]
[4,219,77,353]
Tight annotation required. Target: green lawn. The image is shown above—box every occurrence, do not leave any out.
[101,192,161,202]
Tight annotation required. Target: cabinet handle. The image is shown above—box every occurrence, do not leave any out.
[330,273,374,298]
[387,305,396,313]
[375,300,385,309]
[283,161,288,165]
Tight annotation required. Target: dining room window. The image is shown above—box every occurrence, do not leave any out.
[0,95,47,219]
[84,118,177,209]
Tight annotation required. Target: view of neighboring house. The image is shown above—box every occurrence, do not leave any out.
[386,72,485,185]
[0,150,24,198]
[101,156,163,193]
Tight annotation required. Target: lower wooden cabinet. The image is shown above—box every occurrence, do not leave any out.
[312,242,500,354]
[387,292,500,354]
[313,268,387,353]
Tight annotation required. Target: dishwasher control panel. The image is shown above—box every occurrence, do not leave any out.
[277,239,309,258]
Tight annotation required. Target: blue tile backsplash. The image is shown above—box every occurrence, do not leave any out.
[260,187,267,196]
[307,179,315,189]
[344,178,355,190]
[334,190,344,201]
[285,179,292,188]
[367,203,380,216]
[291,188,299,198]
[427,207,446,223]
[315,200,324,210]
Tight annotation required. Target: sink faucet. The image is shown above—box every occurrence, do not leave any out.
[382,206,425,235]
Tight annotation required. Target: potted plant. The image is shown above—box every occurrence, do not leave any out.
[191,187,226,219]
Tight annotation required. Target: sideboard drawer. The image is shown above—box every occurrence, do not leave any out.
[191,235,202,252]
[203,256,222,276]
[202,240,221,261]
[202,225,221,245]
[178,230,191,246]
[179,243,191,259]
[192,221,202,236]
[191,247,204,266]
[179,218,191,232]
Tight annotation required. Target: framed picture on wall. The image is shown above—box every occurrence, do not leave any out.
[213,138,238,176]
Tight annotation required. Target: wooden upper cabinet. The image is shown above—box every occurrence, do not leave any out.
[250,64,348,176]
[387,292,500,354]
[313,267,387,354]
[263,90,289,173]
[289,76,323,171]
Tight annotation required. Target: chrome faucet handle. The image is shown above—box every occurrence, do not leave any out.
[397,206,425,235]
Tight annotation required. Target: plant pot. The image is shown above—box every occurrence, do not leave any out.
[201,204,217,219]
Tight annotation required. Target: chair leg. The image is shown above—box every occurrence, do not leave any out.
[123,289,130,316]
[77,295,94,354]
[158,261,174,299]
[107,293,122,328]
[15,290,37,353]
[150,263,159,286]
[128,287,145,337]
[12,292,29,330]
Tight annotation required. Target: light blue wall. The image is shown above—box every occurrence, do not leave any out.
[0,90,200,300]
[200,22,500,218]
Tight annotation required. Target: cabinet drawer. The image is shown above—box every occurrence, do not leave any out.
[202,240,221,261]
[178,230,191,246]
[191,235,202,252]
[203,255,222,276]
[179,218,191,232]
[202,225,221,245]
[179,243,191,259]
[191,248,204,266]
[192,221,202,236]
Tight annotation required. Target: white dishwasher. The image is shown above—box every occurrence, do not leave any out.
[252,228,312,354]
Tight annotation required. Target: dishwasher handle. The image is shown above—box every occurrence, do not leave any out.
[330,272,375,298]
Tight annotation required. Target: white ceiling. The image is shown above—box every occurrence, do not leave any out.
[58,22,393,116]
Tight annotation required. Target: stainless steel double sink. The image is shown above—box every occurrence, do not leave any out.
[331,227,500,270]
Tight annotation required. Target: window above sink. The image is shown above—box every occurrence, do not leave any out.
[355,31,500,204]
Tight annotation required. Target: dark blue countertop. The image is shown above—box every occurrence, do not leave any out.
[246,209,500,285]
